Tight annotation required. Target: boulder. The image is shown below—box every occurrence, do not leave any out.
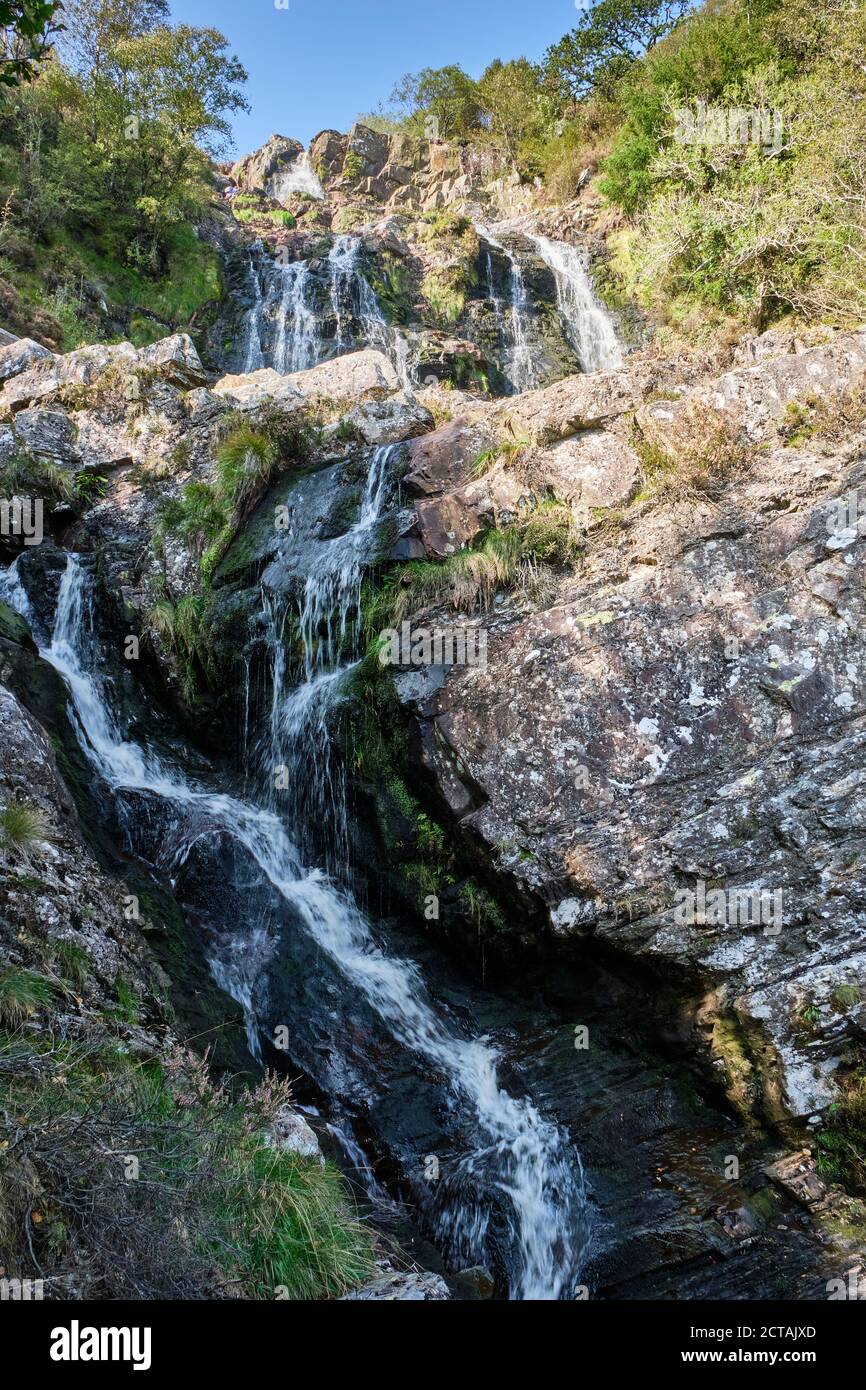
[137,334,207,389]
[308,128,348,182]
[540,432,642,514]
[0,336,54,383]
[341,1270,450,1301]
[492,363,654,446]
[341,393,433,445]
[404,417,495,497]
[285,348,399,402]
[12,409,79,464]
[269,1104,324,1163]
[0,341,137,412]
[212,367,306,410]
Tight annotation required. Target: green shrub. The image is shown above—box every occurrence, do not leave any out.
[0,969,56,1027]
[0,801,50,856]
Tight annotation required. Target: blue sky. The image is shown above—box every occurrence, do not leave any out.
[168,0,583,155]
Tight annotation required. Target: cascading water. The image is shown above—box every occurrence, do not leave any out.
[237,234,415,385]
[2,499,591,1296]
[478,225,541,394]
[529,234,621,372]
[267,151,325,205]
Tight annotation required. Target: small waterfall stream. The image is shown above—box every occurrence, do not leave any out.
[478,225,541,394]
[2,506,592,1298]
[529,234,622,372]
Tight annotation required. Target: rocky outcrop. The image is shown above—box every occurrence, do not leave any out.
[231,134,306,195]
[386,327,866,1129]
[311,123,471,214]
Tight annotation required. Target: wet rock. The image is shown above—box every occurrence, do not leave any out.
[763,1151,827,1208]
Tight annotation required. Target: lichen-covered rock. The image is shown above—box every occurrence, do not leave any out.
[0,336,54,383]
[388,333,866,1128]
[232,133,305,194]
[340,1269,450,1301]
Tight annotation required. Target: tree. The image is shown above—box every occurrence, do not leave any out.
[390,64,482,140]
[58,0,169,80]
[477,58,546,162]
[545,0,694,100]
[1,0,61,86]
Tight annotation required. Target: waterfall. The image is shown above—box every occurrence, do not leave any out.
[478,225,541,394]
[272,260,322,373]
[241,246,266,374]
[238,235,406,382]
[2,534,591,1297]
[529,234,622,372]
[267,150,326,205]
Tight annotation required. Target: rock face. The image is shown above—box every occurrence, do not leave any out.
[387,328,866,1128]
[311,122,470,214]
[232,134,306,195]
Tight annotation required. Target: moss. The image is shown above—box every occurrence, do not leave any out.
[817,1055,866,1194]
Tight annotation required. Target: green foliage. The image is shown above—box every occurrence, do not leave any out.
[390,64,483,140]
[595,0,866,327]
[370,504,582,625]
[0,1037,374,1298]
[0,0,60,87]
[816,1060,866,1195]
[0,6,241,345]
[0,799,50,854]
[214,424,278,515]
[0,450,77,505]
[0,967,55,1026]
[545,0,694,102]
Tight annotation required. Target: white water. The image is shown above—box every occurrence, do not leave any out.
[529,234,622,372]
[1,533,591,1297]
[478,225,540,394]
[268,150,325,204]
[239,235,410,383]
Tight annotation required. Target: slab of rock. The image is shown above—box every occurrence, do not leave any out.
[285,348,399,402]
[540,431,642,513]
[414,492,484,558]
[763,1151,827,1208]
[137,333,207,389]
[637,330,866,448]
[341,1270,450,1301]
[0,341,137,412]
[342,393,433,445]
[404,416,495,497]
[12,408,79,463]
[212,367,306,410]
[0,336,54,383]
[492,364,654,445]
